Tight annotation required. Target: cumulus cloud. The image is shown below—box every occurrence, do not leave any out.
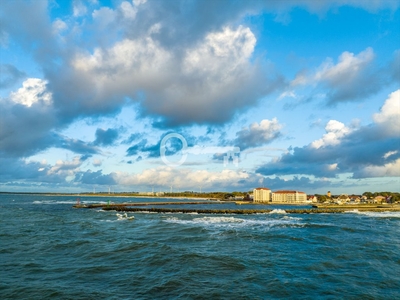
[47,156,84,176]
[64,25,281,126]
[10,78,52,107]
[234,118,283,150]
[257,90,400,179]
[372,89,400,136]
[0,81,57,157]
[291,48,382,105]
[354,158,400,178]
[0,78,99,158]
[0,155,89,185]
[311,120,352,149]
[73,0,88,17]
[113,166,260,190]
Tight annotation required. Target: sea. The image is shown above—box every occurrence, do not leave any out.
[1,194,399,299]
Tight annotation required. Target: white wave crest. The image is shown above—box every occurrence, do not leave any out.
[269,209,287,214]
[164,216,303,229]
[345,210,400,218]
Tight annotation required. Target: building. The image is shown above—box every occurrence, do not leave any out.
[374,196,386,204]
[253,188,271,202]
[272,190,307,203]
[307,195,318,203]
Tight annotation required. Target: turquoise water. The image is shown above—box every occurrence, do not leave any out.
[1,194,399,299]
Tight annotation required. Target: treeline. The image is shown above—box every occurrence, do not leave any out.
[362,191,400,201]
[314,192,400,202]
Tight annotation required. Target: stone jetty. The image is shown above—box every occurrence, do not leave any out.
[73,201,400,214]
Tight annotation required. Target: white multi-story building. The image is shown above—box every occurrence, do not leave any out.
[272,190,307,203]
[253,188,271,203]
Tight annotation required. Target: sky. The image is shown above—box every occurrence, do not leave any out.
[0,0,399,195]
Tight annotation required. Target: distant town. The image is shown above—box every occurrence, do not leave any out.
[1,189,399,204]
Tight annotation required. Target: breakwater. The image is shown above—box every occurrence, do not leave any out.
[102,206,400,214]
[74,201,227,209]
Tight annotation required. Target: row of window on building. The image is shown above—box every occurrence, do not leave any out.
[253,187,307,203]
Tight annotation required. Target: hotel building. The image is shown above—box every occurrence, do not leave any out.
[271,190,307,203]
[253,188,271,203]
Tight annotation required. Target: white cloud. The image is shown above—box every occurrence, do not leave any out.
[373,89,400,136]
[235,118,283,149]
[357,158,400,178]
[73,36,170,79]
[47,156,82,176]
[92,6,117,27]
[278,91,297,100]
[73,1,87,17]
[311,120,351,149]
[114,167,259,190]
[10,78,52,107]
[184,26,256,74]
[327,163,338,171]
[69,25,277,125]
[52,19,67,35]
[383,150,398,160]
[133,0,147,5]
[290,48,379,104]
[120,1,137,19]
[314,47,374,83]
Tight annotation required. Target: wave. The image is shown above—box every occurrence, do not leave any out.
[164,215,303,229]
[344,210,400,218]
[269,209,287,214]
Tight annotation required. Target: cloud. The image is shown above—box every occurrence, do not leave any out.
[47,156,84,176]
[257,90,400,179]
[291,48,384,105]
[311,120,352,149]
[288,48,400,108]
[353,158,400,178]
[0,64,26,89]
[73,0,88,17]
[56,135,99,155]
[92,158,102,167]
[10,78,52,107]
[122,133,144,144]
[93,128,119,146]
[113,166,261,191]
[372,89,400,136]
[126,139,148,156]
[0,155,88,185]
[126,132,190,158]
[74,170,117,185]
[0,82,57,157]
[234,118,283,150]
[390,50,400,82]
[48,24,282,127]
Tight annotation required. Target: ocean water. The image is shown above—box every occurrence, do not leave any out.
[1,194,399,299]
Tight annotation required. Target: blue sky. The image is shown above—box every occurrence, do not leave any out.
[0,0,399,194]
